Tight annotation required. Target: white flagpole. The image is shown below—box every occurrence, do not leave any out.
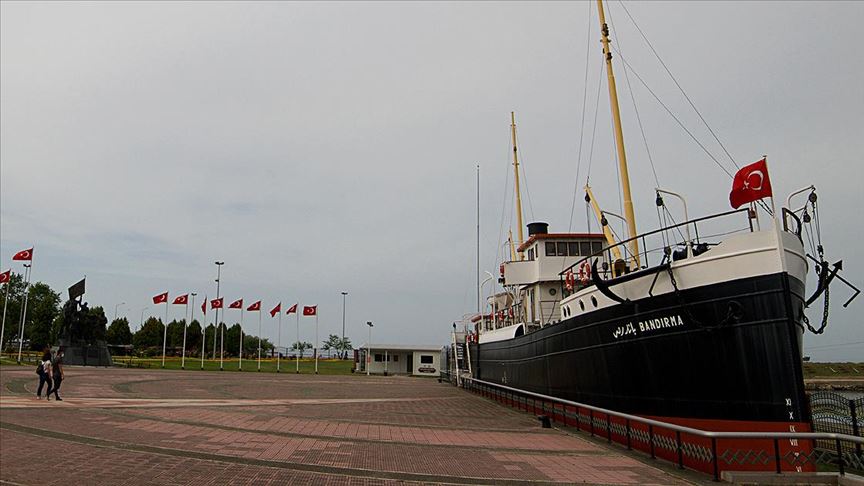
[277,309,282,373]
[16,260,32,364]
[295,307,300,373]
[201,310,207,370]
[182,296,192,370]
[161,297,169,368]
[1,276,11,358]
[219,318,224,371]
[314,312,319,374]
[238,306,244,371]
[257,307,262,371]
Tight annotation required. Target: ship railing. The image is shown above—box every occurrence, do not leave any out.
[560,208,753,281]
[461,377,864,481]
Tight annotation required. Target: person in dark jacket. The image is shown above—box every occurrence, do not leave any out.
[49,348,64,401]
[36,347,52,399]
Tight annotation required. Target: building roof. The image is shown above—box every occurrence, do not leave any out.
[359,343,443,352]
[517,232,606,252]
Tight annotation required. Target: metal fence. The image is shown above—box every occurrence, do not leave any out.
[810,391,862,457]
[461,377,864,481]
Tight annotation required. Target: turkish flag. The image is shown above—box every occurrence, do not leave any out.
[229,298,243,309]
[286,303,297,314]
[0,269,10,284]
[201,296,207,315]
[153,292,169,304]
[210,297,223,309]
[12,248,33,261]
[729,158,773,209]
[247,300,261,312]
[172,294,189,305]
[269,303,281,317]
[303,305,317,316]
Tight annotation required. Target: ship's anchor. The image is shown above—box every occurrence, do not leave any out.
[590,260,629,304]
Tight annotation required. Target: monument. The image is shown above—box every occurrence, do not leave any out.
[55,277,113,366]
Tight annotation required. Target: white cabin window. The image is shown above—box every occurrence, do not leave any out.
[420,355,434,364]
[545,242,556,256]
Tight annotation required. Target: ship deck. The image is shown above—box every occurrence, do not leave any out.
[0,365,708,485]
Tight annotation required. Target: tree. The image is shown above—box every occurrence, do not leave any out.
[167,319,185,349]
[106,318,132,345]
[133,317,163,351]
[226,323,242,357]
[24,283,62,350]
[339,337,353,360]
[0,272,27,351]
[0,275,61,351]
[186,319,202,352]
[323,334,341,358]
[290,341,313,358]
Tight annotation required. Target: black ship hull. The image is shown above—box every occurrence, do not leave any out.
[470,271,809,426]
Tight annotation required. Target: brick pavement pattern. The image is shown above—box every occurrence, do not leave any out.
[0,367,697,485]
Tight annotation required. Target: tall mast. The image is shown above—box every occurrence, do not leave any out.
[597,0,640,267]
[510,112,526,261]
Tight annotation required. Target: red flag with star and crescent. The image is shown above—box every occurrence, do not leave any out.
[0,269,10,284]
[269,303,281,317]
[303,305,317,316]
[172,294,188,305]
[247,300,261,312]
[12,248,33,261]
[729,158,773,209]
[201,296,207,315]
[229,298,243,309]
[286,303,297,314]
[210,297,223,309]
[153,292,169,304]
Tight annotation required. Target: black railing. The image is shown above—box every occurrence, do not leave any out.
[810,391,863,457]
[560,208,752,278]
[461,377,864,481]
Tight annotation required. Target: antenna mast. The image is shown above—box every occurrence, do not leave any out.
[510,112,526,261]
[597,0,640,267]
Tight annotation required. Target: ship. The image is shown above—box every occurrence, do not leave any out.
[459,0,859,460]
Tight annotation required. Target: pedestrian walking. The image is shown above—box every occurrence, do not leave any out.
[49,347,64,401]
[36,347,52,399]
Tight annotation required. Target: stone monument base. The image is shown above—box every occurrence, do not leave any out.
[55,339,113,367]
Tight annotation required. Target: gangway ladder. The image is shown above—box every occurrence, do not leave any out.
[451,331,462,386]
[464,339,473,377]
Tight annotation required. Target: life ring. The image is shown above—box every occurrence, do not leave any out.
[565,270,575,291]
[578,261,591,284]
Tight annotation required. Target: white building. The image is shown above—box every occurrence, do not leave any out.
[356,344,443,376]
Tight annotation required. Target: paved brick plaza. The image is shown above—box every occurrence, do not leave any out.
[0,366,702,485]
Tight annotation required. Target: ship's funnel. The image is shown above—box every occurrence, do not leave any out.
[527,222,548,236]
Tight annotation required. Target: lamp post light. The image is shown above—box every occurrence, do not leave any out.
[340,291,348,359]
[366,321,373,376]
[140,306,149,331]
[114,302,126,322]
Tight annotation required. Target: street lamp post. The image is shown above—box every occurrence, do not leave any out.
[114,302,126,322]
[366,321,373,376]
[214,261,224,368]
[340,291,348,359]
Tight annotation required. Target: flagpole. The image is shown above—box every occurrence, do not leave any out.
[183,295,192,370]
[257,308,262,371]
[314,313,319,374]
[277,310,282,373]
[220,320,224,371]
[17,262,32,364]
[201,313,206,370]
[295,307,300,373]
[161,296,169,368]
[1,276,11,358]
[238,307,244,370]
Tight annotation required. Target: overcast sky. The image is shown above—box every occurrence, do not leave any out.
[2,1,862,361]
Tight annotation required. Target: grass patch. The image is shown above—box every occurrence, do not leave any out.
[802,362,863,378]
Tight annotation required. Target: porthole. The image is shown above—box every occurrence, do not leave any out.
[579,300,585,311]
[549,288,557,296]
[591,296,598,308]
